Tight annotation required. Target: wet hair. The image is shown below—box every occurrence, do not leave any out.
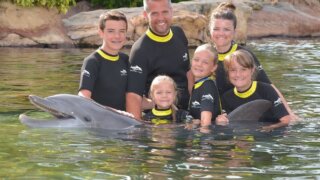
[224,49,257,80]
[99,10,128,31]
[143,0,172,12]
[149,75,178,122]
[149,75,177,101]
[209,2,237,32]
[194,43,218,65]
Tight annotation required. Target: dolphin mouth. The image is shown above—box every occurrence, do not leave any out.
[28,95,73,119]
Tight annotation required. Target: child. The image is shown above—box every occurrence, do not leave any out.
[143,75,192,125]
[78,10,128,111]
[188,43,221,130]
[216,49,291,132]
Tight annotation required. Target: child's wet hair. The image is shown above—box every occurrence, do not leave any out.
[149,75,178,101]
[224,49,257,80]
[194,43,218,65]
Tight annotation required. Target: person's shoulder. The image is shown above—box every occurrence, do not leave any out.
[171,26,187,37]
[257,81,272,88]
[237,44,254,54]
[222,88,234,98]
[119,52,129,59]
[83,50,100,63]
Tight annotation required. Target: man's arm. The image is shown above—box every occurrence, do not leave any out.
[187,70,194,95]
[78,89,92,99]
[126,92,143,120]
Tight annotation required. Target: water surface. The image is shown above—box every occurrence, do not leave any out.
[0,39,319,179]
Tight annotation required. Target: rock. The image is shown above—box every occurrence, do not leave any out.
[0,0,319,48]
[247,1,320,38]
[0,2,73,47]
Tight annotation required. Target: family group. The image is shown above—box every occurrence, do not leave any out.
[78,0,297,133]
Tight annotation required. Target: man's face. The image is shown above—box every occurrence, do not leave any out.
[144,0,173,36]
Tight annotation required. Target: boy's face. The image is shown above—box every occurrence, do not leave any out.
[191,50,217,81]
[151,81,176,109]
[99,20,127,54]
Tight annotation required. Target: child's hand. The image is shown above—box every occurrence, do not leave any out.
[215,113,229,126]
[199,126,211,134]
[185,119,201,130]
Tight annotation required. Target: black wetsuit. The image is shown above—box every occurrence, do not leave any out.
[79,49,129,110]
[216,42,271,95]
[188,76,221,121]
[127,26,190,110]
[143,107,192,125]
[222,81,289,122]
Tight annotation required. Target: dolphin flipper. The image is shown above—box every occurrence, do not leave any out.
[227,99,272,121]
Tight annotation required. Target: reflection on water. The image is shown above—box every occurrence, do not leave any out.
[0,39,319,179]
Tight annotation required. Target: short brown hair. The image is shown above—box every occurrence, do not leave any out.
[99,10,127,31]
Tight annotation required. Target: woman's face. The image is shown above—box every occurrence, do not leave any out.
[228,59,254,92]
[210,18,235,52]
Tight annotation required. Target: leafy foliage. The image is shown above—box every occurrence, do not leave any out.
[10,0,76,13]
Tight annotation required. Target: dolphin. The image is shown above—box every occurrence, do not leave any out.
[19,94,142,130]
[19,94,272,133]
[227,99,272,121]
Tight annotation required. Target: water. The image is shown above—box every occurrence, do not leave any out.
[0,39,319,179]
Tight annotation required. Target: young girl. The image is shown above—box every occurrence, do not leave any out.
[188,43,221,130]
[216,49,291,132]
[143,75,192,125]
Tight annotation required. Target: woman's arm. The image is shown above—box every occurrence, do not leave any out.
[261,114,291,132]
[271,84,299,121]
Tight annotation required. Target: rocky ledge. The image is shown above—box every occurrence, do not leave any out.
[0,0,319,48]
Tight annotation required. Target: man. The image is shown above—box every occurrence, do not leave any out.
[126,0,192,119]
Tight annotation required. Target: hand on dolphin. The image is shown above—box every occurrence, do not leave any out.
[215,99,272,126]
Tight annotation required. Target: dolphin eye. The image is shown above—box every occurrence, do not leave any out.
[84,117,91,122]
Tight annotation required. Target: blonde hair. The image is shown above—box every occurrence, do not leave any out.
[194,43,218,65]
[224,49,257,80]
[150,75,177,101]
[149,75,178,122]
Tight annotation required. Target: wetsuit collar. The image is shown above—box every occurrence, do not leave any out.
[96,49,119,61]
[193,76,213,90]
[234,81,257,98]
[218,42,238,62]
[146,28,173,43]
[152,107,173,117]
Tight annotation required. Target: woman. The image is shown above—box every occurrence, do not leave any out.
[209,2,297,120]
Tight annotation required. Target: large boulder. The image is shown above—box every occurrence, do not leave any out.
[0,2,73,47]
[0,0,319,47]
[247,0,320,38]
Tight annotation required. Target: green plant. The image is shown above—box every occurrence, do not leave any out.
[11,0,76,13]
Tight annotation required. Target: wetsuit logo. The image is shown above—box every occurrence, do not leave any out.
[130,65,143,74]
[191,101,201,108]
[273,97,282,107]
[257,65,263,71]
[201,94,214,102]
[120,69,127,76]
[82,70,90,77]
[183,53,188,61]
